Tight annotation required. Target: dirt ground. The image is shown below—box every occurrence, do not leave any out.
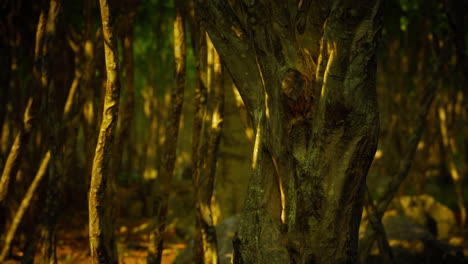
[2,219,186,264]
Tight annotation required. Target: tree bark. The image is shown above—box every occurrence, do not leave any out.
[192,35,224,264]
[88,0,121,263]
[438,103,466,229]
[0,3,49,204]
[147,0,186,262]
[0,151,50,262]
[187,5,208,261]
[112,0,138,185]
[358,41,449,263]
[37,0,63,262]
[195,1,383,263]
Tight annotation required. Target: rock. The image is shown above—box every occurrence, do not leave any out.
[361,195,466,264]
[395,195,457,239]
[177,197,463,264]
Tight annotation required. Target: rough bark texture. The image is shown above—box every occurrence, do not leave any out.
[88,0,121,263]
[147,0,186,262]
[195,1,383,263]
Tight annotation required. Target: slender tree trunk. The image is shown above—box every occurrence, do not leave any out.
[36,2,63,263]
[111,0,138,190]
[6,2,63,263]
[0,151,50,262]
[147,0,186,262]
[196,1,383,263]
[359,46,448,263]
[187,6,208,261]
[0,4,49,204]
[0,16,10,152]
[192,35,224,264]
[438,103,466,229]
[88,0,121,263]
[19,30,89,264]
[444,0,468,229]
[362,188,394,264]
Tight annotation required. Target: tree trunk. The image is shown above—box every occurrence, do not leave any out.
[147,0,186,262]
[192,35,224,264]
[0,151,50,262]
[195,1,383,263]
[0,3,49,204]
[88,0,121,263]
[187,6,208,261]
[37,0,63,262]
[438,103,466,229]
[111,0,138,185]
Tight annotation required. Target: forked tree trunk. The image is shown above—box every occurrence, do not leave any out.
[195,1,383,263]
[147,0,186,262]
[88,0,121,263]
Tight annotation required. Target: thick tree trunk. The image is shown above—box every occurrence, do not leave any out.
[147,0,186,262]
[196,1,383,263]
[88,0,121,263]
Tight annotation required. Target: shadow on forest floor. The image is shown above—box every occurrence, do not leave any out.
[2,195,468,263]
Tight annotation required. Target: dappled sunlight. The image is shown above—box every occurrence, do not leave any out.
[321,41,337,97]
[83,100,95,126]
[252,117,262,170]
[143,168,158,180]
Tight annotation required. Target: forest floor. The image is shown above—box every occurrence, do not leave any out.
[2,184,468,263]
[2,215,468,264]
[3,217,186,264]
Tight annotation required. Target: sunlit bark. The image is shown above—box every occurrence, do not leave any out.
[88,0,121,263]
[232,84,254,144]
[147,0,186,262]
